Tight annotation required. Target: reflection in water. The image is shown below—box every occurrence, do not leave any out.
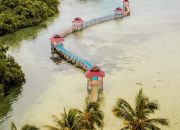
[0,14,58,48]
[0,86,22,125]
[0,24,46,48]
[50,53,64,64]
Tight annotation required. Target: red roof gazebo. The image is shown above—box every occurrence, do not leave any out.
[50,34,64,44]
[72,17,84,23]
[85,65,105,78]
[72,17,84,30]
[114,7,123,14]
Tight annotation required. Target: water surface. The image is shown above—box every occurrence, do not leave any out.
[0,0,180,129]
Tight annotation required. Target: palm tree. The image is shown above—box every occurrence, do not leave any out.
[45,108,78,130]
[46,102,104,130]
[112,89,169,130]
[75,102,104,130]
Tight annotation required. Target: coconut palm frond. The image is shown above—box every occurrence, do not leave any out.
[47,108,79,130]
[52,115,64,128]
[145,118,169,126]
[144,123,161,130]
[141,102,158,118]
[140,108,154,118]
[67,109,79,128]
[86,102,100,111]
[135,89,149,118]
[91,109,104,119]
[117,98,135,116]
[112,106,134,122]
[145,101,159,113]
[90,112,104,128]
[71,108,82,114]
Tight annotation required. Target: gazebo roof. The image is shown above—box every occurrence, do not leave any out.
[123,0,129,2]
[116,7,123,11]
[115,7,123,13]
[85,70,105,78]
[50,34,64,43]
[91,65,101,71]
[53,34,62,38]
[85,65,105,78]
[72,17,84,23]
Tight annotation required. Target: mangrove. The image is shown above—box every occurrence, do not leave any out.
[0,0,60,36]
[0,44,25,97]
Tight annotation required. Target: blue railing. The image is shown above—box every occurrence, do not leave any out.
[56,44,92,70]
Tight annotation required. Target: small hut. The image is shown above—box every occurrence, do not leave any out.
[85,65,105,90]
[114,7,124,15]
[72,17,84,31]
[50,34,64,50]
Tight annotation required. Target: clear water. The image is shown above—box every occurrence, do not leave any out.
[0,0,180,129]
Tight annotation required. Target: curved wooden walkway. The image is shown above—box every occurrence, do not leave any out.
[50,0,130,102]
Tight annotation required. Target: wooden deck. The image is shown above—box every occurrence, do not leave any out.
[51,2,130,102]
[89,85,98,102]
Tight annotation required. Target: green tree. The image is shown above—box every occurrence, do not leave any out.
[0,0,60,36]
[0,45,25,97]
[46,102,104,130]
[1,0,18,8]
[112,89,169,130]
[75,102,104,130]
[45,108,78,130]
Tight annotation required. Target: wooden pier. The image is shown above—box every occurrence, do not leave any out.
[50,0,130,102]
[89,85,99,102]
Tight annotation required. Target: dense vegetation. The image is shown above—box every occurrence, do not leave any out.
[0,0,60,36]
[0,44,25,97]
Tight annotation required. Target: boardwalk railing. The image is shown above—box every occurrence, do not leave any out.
[83,14,123,28]
[51,2,131,102]
[55,44,93,70]
[55,14,126,39]
[52,13,126,71]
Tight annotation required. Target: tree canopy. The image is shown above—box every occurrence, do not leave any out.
[0,0,60,35]
[0,44,25,97]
